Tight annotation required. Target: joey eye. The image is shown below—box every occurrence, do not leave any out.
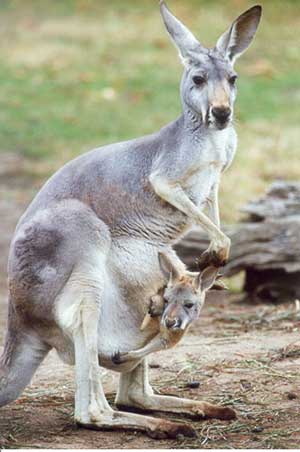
[193,76,206,87]
[184,302,194,309]
[228,75,238,86]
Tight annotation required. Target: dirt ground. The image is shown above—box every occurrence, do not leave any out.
[0,154,300,449]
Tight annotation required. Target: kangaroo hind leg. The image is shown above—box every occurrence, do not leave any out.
[116,359,236,421]
[61,271,195,439]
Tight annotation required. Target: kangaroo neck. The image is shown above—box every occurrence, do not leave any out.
[167,106,232,152]
[183,107,206,143]
[164,108,207,152]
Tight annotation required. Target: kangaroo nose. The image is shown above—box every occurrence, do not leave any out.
[211,106,231,122]
[165,317,181,329]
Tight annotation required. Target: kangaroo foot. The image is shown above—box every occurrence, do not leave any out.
[76,409,196,439]
[117,395,236,421]
[200,402,236,421]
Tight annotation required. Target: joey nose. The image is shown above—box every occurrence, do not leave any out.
[165,317,180,329]
[211,107,231,123]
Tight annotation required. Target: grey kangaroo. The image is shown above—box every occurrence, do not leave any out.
[0,1,261,439]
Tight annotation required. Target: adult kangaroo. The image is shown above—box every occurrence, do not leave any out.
[0,1,261,439]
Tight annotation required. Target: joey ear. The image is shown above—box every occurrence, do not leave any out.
[193,272,202,291]
[200,266,219,292]
[215,5,262,64]
[160,0,204,65]
[158,251,181,283]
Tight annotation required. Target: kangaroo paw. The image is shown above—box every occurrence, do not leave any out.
[111,351,134,365]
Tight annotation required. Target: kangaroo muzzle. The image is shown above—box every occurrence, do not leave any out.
[210,105,232,129]
[162,304,192,331]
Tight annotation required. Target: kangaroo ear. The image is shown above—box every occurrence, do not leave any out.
[199,266,219,292]
[158,252,181,283]
[193,272,202,291]
[160,1,204,65]
[215,5,262,64]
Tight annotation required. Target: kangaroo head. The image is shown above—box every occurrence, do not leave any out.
[158,252,219,331]
[160,1,262,130]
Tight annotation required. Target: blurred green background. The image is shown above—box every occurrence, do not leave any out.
[0,0,299,222]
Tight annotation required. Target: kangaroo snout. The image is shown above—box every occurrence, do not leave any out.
[211,106,231,126]
[162,304,191,331]
[165,316,183,329]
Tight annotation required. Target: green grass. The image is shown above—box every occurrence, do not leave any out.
[0,0,299,222]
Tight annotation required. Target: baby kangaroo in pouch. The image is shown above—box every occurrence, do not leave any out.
[114,252,219,364]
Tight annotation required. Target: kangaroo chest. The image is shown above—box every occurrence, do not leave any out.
[183,129,230,206]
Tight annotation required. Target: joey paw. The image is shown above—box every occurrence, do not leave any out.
[111,351,123,365]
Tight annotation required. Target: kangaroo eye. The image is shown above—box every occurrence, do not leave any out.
[193,76,206,86]
[184,302,194,309]
[229,75,238,86]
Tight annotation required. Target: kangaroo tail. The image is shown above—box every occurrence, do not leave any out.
[0,302,49,407]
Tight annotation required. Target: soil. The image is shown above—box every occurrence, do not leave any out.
[0,153,300,449]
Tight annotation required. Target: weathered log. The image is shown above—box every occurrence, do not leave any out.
[242,181,300,221]
[175,181,300,302]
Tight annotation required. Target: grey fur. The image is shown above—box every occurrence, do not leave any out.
[0,1,261,433]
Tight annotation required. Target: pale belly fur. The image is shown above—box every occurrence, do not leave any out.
[54,239,168,372]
